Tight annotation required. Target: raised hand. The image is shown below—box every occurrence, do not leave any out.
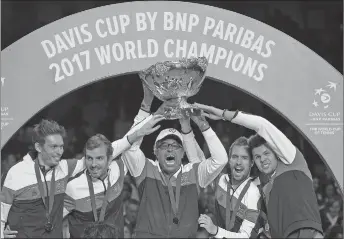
[198,214,218,235]
[128,115,165,144]
[194,103,223,121]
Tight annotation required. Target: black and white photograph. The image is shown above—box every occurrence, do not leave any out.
[1,1,343,238]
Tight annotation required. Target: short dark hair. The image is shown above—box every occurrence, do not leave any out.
[84,134,113,158]
[248,134,278,161]
[32,119,66,146]
[248,134,267,150]
[228,136,252,160]
[83,222,119,239]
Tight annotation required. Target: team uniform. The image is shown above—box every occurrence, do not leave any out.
[64,159,126,238]
[213,175,263,238]
[231,112,323,238]
[122,110,228,238]
[0,152,84,238]
[63,119,146,238]
[0,136,132,238]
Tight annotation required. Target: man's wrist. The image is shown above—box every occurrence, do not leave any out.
[140,102,151,113]
[209,226,219,236]
[180,123,192,134]
[127,131,141,144]
[198,121,210,132]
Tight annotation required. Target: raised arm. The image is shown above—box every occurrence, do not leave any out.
[230,112,296,164]
[191,115,228,188]
[179,117,206,163]
[195,103,296,165]
[121,112,164,177]
[68,108,156,178]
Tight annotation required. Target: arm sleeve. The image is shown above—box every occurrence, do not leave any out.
[71,159,86,177]
[182,130,206,163]
[198,128,228,188]
[64,182,76,218]
[1,170,16,238]
[231,112,296,164]
[69,108,149,178]
[121,109,152,178]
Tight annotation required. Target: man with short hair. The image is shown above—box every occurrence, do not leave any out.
[63,117,163,238]
[195,103,323,238]
[198,136,264,238]
[0,117,155,238]
[121,88,228,237]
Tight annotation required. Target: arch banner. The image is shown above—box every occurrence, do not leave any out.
[1,1,343,189]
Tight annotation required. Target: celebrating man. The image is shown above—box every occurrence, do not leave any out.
[195,103,323,238]
[63,117,163,238]
[120,88,228,238]
[0,116,159,238]
[198,137,265,238]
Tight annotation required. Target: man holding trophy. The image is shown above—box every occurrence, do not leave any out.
[121,57,228,238]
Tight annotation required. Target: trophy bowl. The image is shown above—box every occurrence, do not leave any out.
[139,57,208,119]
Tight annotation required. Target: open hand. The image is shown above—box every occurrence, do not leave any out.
[128,115,165,144]
[194,103,223,121]
[137,115,164,137]
[4,225,18,238]
[198,214,217,235]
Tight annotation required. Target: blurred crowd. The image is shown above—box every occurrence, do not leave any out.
[1,1,343,238]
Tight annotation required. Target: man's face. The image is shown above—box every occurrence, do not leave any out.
[330,201,341,215]
[252,144,278,175]
[37,134,64,167]
[155,138,184,175]
[229,146,252,183]
[126,203,139,224]
[85,145,110,179]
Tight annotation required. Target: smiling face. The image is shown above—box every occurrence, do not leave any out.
[85,144,110,179]
[252,144,278,176]
[155,138,185,176]
[229,145,253,184]
[35,134,64,167]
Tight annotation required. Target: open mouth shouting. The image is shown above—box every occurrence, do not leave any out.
[165,154,176,165]
[261,161,270,171]
[233,166,244,176]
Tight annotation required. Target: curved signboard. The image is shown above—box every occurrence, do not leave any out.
[1,1,342,189]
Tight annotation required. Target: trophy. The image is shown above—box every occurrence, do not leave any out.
[139,57,208,119]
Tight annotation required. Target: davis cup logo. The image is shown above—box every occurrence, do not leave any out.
[313,81,337,109]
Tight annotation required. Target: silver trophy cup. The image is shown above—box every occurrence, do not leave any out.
[139,57,208,119]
